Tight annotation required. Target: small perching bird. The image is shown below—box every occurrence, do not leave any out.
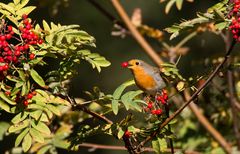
[126,59,166,95]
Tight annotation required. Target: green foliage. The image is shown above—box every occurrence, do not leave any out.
[165,0,229,40]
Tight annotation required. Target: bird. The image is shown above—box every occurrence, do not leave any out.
[126,59,166,96]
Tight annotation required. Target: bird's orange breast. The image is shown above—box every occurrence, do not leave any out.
[131,67,157,91]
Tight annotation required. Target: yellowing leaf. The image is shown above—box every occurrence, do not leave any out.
[15,128,29,147]
[22,133,32,152]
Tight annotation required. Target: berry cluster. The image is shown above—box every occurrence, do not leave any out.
[23,91,37,107]
[0,14,43,80]
[229,0,240,41]
[144,90,168,116]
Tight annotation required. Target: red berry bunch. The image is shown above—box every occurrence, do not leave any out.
[0,14,43,80]
[23,91,37,107]
[156,89,168,105]
[144,101,163,115]
[229,0,240,41]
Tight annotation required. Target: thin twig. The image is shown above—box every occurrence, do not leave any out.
[137,40,236,153]
[67,95,113,124]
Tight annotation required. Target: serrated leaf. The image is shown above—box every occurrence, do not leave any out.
[16,6,36,17]
[13,0,21,5]
[42,20,51,32]
[11,112,29,124]
[8,119,29,133]
[0,100,10,112]
[30,69,46,87]
[37,145,52,154]
[30,110,43,121]
[121,90,143,110]
[22,133,32,152]
[31,121,51,135]
[46,104,60,116]
[113,80,135,100]
[30,128,44,143]
[15,128,29,147]
[0,122,10,141]
[176,0,183,10]
[0,92,16,105]
[152,138,168,153]
[165,0,176,14]
[117,128,124,139]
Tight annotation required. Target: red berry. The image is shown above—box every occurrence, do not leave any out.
[29,53,35,60]
[24,44,29,50]
[124,130,131,138]
[155,109,162,115]
[147,102,153,109]
[15,50,21,56]
[5,91,11,96]
[0,66,3,71]
[38,39,43,44]
[6,34,12,40]
[3,64,9,71]
[7,26,13,31]
[121,62,128,68]
[151,110,156,115]
[27,93,33,99]
[0,35,6,41]
[22,14,28,19]
[23,100,28,106]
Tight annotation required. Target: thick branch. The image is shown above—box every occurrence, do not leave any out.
[138,40,236,153]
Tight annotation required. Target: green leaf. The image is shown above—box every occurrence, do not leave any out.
[42,20,51,32]
[165,0,176,14]
[0,2,15,15]
[9,119,29,133]
[30,110,43,121]
[112,100,119,115]
[15,128,29,147]
[0,100,10,112]
[30,69,46,87]
[11,112,29,124]
[22,133,32,152]
[16,6,36,17]
[121,90,143,110]
[215,21,228,31]
[113,80,135,100]
[152,138,168,153]
[30,128,44,143]
[0,92,16,105]
[37,145,52,154]
[176,0,183,10]
[31,121,51,135]
[46,104,61,116]
[117,128,125,139]
[13,0,21,5]
[0,122,10,140]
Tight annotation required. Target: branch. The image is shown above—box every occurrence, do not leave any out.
[227,69,240,149]
[111,0,164,66]
[79,142,202,154]
[137,40,236,153]
[66,95,113,124]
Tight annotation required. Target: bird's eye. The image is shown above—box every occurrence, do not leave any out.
[135,62,139,65]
